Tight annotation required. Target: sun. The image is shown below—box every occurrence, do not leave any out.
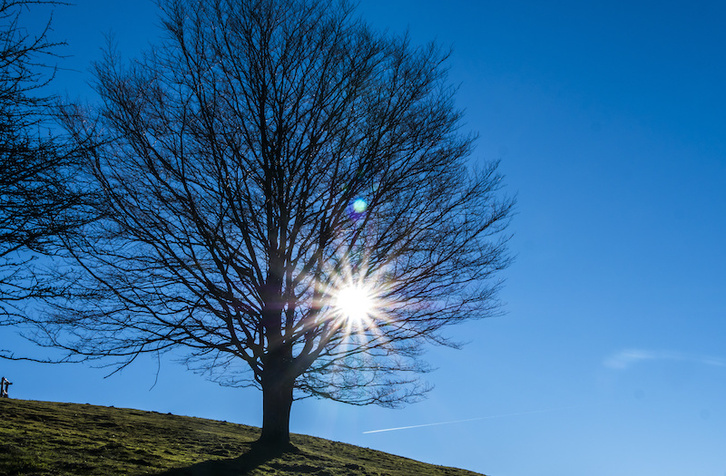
[320,254,394,339]
[334,284,374,324]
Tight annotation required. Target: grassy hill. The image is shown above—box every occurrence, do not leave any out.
[0,398,485,475]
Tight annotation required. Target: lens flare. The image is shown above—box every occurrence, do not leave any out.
[352,198,368,213]
[347,198,368,221]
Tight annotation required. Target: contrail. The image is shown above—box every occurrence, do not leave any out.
[362,407,573,434]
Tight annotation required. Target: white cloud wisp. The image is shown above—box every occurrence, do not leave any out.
[604,349,726,370]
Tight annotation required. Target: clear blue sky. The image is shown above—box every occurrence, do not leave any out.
[7,1,726,475]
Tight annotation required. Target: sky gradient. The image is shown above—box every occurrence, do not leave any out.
[6,1,726,475]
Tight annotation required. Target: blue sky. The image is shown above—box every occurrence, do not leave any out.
[7,1,726,475]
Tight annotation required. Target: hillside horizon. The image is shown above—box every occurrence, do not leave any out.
[0,398,485,475]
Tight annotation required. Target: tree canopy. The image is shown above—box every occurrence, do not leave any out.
[16,0,513,446]
[0,1,83,324]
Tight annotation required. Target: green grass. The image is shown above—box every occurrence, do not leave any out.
[0,398,484,475]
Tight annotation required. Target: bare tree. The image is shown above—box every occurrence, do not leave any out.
[40,0,512,447]
[0,1,82,323]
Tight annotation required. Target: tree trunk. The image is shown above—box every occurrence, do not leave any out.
[258,356,295,448]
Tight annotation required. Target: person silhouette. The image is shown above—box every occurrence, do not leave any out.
[0,376,11,398]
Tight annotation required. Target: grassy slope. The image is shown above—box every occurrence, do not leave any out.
[0,398,484,476]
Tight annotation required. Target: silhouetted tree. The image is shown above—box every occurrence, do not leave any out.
[41,0,512,447]
[0,1,82,323]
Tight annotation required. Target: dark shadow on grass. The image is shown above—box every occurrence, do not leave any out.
[154,441,305,476]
